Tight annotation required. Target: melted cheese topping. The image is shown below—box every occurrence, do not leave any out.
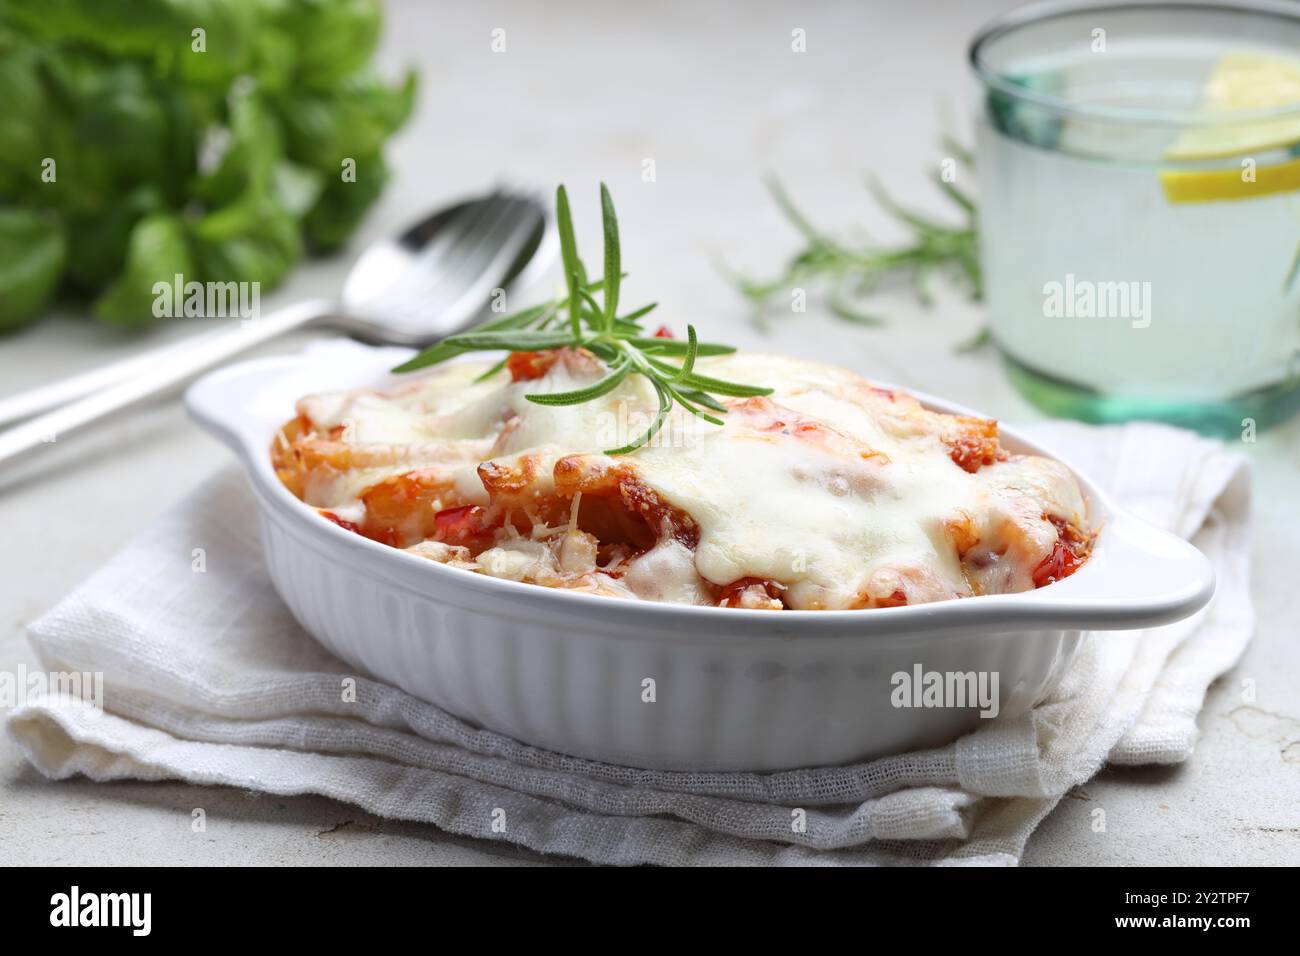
[273,351,1091,610]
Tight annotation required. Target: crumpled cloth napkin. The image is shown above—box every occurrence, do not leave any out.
[6,420,1251,865]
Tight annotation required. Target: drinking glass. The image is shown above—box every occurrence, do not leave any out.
[971,0,1300,434]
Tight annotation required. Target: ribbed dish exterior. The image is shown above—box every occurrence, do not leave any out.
[257,491,1082,772]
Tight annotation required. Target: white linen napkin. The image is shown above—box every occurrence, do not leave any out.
[6,420,1251,865]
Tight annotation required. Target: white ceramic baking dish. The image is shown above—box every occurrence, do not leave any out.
[186,343,1215,772]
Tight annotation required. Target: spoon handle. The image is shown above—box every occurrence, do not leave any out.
[0,298,332,468]
[0,324,266,427]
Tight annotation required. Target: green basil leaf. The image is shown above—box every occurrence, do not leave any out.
[0,209,67,332]
[92,213,192,329]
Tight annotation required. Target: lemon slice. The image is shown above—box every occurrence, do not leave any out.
[1164,53,1300,161]
[1161,155,1300,202]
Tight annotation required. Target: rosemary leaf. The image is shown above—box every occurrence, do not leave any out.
[525,358,632,406]
[555,185,582,338]
[600,182,620,330]
[394,184,771,454]
[735,144,985,348]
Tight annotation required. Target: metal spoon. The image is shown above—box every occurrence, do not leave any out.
[0,189,552,466]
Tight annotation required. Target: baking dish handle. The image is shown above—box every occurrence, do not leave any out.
[186,358,288,459]
[1034,508,1216,631]
[185,339,413,460]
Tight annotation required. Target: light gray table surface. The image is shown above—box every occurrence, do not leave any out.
[2,0,1297,866]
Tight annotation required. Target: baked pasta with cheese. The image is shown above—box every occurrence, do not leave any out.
[272,350,1093,610]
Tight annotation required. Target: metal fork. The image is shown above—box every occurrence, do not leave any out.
[0,189,553,467]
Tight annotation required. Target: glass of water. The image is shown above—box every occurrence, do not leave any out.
[970,0,1300,435]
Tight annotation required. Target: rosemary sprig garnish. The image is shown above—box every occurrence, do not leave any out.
[393,184,771,455]
[733,146,982,336]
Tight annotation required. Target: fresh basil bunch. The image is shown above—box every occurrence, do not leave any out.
[0,0,415,331]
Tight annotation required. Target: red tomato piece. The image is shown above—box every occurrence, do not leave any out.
[505,351,560,382]
[321,510,364,535]
[434,505,488,542]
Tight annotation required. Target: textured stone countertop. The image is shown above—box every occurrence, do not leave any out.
[2,0,1296,865]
